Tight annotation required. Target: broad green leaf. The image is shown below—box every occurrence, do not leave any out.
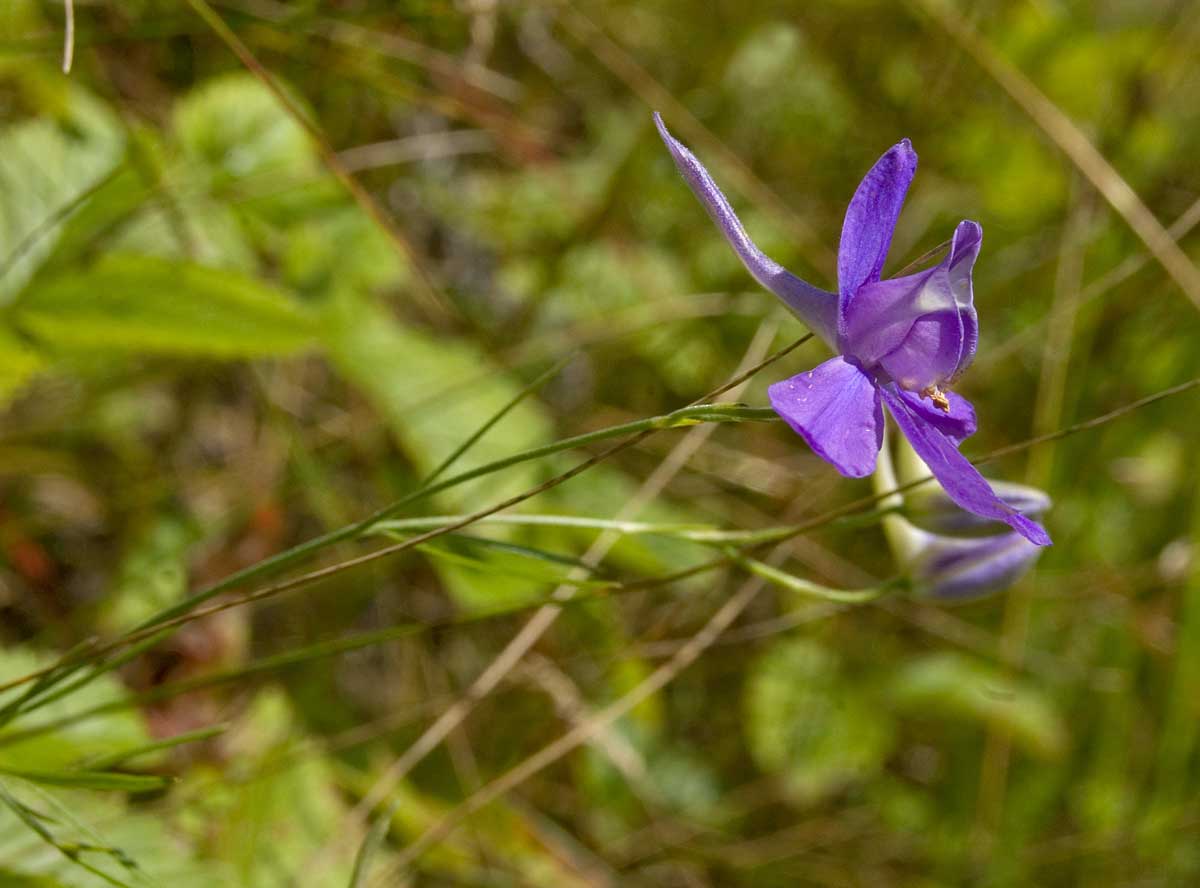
[890,652,1068,759]
[0,649,150,773]
[0,83,124,302]
[326,294,559,611]
[283,206,405,297]
[744,639,893,804]
[415,537,610,590]
[15,255,317,357]
[327,293,708,612]
[173,73,315,185]
[326,295,553,498]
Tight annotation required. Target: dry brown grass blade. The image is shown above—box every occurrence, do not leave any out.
[914,0,1200,312]
[379,558,775,880]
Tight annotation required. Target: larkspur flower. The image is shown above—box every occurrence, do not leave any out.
[655,113,1049,546]
[876,433,1050,600]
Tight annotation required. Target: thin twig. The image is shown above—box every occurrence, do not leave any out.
[334,319,788,878]
[61,0,74,73]
[382,556,779,878]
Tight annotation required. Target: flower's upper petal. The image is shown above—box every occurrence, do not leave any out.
[944,220,981,381]
[880,385,1051,546]
[654,113,838,344]
[840,220,982,390]
[838,139,917,315]
[891,386,977,443]
[911,531,1043,600]
[946,220,983,308]
[768,356,883,478]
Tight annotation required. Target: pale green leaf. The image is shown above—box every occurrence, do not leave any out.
[173,73,316,185]
[15,255,317,357]
[744,639,893,804]
[0,85,124,303]
[890,652,1068,759]
[0,649,151,773]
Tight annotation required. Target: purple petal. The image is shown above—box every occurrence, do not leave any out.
[908,479,1051,536]
[944,221,982,381]
[767,356,883,478]
[913,531,1043,600]
[838,139,918,314]
[654,113,838,344]
[878,311,966,392]
[840,220,983,391]
[892,387,977,444]
[839,266,948,364]
[880,385,1051,546]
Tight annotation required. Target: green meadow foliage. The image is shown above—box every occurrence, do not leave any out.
[0,0,1198,884]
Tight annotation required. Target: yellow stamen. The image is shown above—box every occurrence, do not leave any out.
[921,385,951,412]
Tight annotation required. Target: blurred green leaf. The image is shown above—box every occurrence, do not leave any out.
[0,649,150,773]
[180,690,356,887]
[744,639,893,804]
[890,652,1068,759]
[0,82,125,303]
[173,73,315,185]
[0,779,223,887]
[0,328,44,402]
[15,254,317,357]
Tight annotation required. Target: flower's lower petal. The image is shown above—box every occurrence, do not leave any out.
[913,531,1043,600]
[768,357,883,478]
[892,386,976,443]
[880,385,1050,546]
[654,113,838,344]
[907,479,1051,536]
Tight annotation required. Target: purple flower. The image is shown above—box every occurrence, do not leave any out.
[655,114,1049,546]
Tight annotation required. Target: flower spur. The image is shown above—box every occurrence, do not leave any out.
[655,113,1049,546]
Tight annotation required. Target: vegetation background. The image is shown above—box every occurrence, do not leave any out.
[0,0,1199,884]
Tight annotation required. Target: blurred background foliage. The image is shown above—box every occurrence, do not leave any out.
[0,0,1198,884]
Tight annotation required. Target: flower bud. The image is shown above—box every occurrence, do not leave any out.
[875,429,1049,600]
